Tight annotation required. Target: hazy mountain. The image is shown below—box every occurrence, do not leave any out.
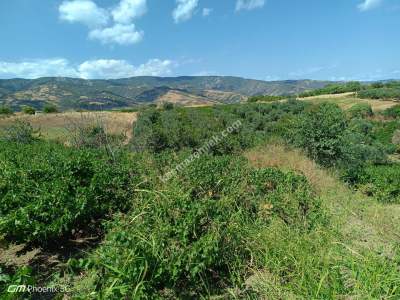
[0,76,329,110]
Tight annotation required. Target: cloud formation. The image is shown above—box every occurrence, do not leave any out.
[0,58,173,79]
[59,0,147,46]
[172,0,199,23]
[59,0,109,28]
[358,0,383,11]
[235,0,265,11]
[112,0,147,24]
[89,24,143,45]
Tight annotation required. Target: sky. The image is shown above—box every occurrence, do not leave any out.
[0,0,399,81]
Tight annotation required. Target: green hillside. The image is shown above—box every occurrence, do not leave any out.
[0,76,329,111]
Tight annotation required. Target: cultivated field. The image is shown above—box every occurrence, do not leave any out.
[0,111,137,142]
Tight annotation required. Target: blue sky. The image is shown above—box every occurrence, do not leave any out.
[0,0,399,80]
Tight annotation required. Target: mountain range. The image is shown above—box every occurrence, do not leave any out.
[0,76,330,110]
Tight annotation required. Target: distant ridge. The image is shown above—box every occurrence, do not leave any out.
[0,76,330,110]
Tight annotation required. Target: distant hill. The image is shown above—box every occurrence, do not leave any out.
[0,76,330,110]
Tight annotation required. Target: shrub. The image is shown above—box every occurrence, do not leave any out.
[132,101,308,155]
[357,165,400,203]
[291,103,347,166]
[43,104,58,113]
[383,105,400,119]
[358,88,400,100]
[247,95,286,103]
[69,155,324,298]
[162,102,174,110]
[21,105,35,115]
[0,121,37,144]
[0,141,142,244]
[298,81,362,97]
[348,103,373,119]
[0,105,12,115]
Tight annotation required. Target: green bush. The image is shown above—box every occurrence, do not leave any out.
[0,121,37,144]
[383,105,400,118]
[69,155,323,298]
[132,101,308,155]
[291,103,347,166]
[247,95,286,103]
[298,81,362,97]
[43,104,58,113]
[358,88,400,100]
[0,106,12,115]
[348,103,373,119]
[162,102,174,110]
[357,164,400,203]
[21,105,35,115]
[0,141,142,244]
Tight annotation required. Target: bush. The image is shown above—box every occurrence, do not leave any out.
[132,101,308,155]
[357,165,400,203]
[247,95,286,103]
[358,88,400,100]
[291,103,347,166]
[0,141,143,244]
[348,103,373,119]
[0,105,12,115]
[43,104,58,113]
[298,81,362,97]
[162,102,174,110]
[69,155,324,298]
[0,121,37,144]
[21,105,35,115]
[383,105,400,119]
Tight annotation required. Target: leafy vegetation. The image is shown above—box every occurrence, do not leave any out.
[1,97,400,299]
[247,95,286,102]
[0,141,143,244]
[21,106,35,115]
[298,81,362,97]
[0,106,12,115]
[43,104,59,113]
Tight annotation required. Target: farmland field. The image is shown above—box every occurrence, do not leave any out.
[0,111,137,142]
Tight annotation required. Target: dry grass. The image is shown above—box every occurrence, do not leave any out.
[298,94,398,112]
[0,111,137,142]
[245,143,336,193]
[244,143,400,256]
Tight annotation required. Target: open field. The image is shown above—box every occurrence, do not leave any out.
[299,94,398,111]
[0,111,137,142]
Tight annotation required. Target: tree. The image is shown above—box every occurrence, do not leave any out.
[0,105,13,115]
[293,103,347,166]
[43,104,58,113]
[22,106,36,115]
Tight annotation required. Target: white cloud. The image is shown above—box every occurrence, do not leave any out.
[202,8,212,17]
[112,0,147,24]
[59,0,109,28]
[235,0,265,11]
[133,59,174,76]
[0,58,174,79]
[173,0,199,23]
[89,24,143,45]
[59,0,147,46]
[0,59,79,79]
[358,0,383,11]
